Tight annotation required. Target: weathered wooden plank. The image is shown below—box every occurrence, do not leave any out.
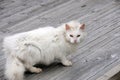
[7,0,117,35]
[0,0,114,34]
[0,0,66,19]
[96,63,120,80]
[79,39,120,80]
[0,0,70,30]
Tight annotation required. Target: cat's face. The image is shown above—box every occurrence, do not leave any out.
[65,21,85,44]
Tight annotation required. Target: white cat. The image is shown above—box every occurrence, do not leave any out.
[3,20,86,80]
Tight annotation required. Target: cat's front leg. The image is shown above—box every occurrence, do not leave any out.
[60,56,72,66]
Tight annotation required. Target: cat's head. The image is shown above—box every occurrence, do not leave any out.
[64,21,86,44]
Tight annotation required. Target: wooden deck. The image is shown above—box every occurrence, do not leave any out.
[0,0,120,80]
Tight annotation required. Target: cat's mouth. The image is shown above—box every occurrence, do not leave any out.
[70,41,79,44]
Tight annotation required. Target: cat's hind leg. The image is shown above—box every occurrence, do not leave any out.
[28,66,42,73]
[25,64,42,73]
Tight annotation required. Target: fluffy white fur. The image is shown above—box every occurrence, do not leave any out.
[3,20,86,80]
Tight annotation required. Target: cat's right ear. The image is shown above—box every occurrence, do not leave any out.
[65,24,70,31]
[80,24,85,30]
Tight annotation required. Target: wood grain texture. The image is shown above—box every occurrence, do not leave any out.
[0,0,120,80]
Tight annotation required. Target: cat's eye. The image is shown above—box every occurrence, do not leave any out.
[70,35,73,37]
[77,35,80,37]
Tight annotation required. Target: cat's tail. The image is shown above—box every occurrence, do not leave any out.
[5,55,25,80]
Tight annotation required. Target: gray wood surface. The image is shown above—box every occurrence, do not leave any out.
[0,0,120,80]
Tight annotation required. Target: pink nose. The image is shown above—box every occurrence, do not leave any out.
[74,40,77,43]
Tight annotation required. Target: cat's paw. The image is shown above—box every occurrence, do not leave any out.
[62,60,72,67]
[35,68,42,73]
[30,67,42,73]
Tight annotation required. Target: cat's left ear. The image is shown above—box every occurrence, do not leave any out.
[65,24,71,31]
[80,24,85,30]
